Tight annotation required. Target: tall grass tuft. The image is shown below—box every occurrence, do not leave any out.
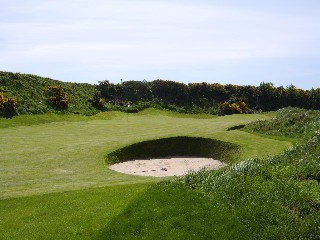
[244,107,320,140]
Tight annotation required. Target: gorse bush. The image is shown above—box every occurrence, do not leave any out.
[218,97,253,115]
[47,85,69,110]
[0,91,17,118]
[96,80,320,115]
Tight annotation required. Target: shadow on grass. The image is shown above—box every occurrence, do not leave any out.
[94,183,248,240]
[226,124,246,131]
[106,136,241,165]
[0,183,154,240]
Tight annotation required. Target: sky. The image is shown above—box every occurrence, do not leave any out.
[1,0,320,89]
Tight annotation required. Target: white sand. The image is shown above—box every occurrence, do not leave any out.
[109,157,227,177]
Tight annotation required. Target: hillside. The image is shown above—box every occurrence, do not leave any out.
[3,71,320,118]
[0,71,97,115]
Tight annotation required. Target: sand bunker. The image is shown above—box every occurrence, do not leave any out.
[109,157,227,177]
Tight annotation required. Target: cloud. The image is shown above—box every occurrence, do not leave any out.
[1,0,320,88]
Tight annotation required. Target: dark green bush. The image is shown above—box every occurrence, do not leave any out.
[0,91,18,118]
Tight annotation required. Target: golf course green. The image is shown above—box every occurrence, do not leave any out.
[0,109,307,239]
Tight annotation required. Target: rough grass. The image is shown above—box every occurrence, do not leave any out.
[244,107,320,141]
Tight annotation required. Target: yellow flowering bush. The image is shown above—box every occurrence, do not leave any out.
[0,91,18,117]
[219,99,252,115]
[47,86,69,110]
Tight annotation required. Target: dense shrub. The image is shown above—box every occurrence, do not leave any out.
[0,91,18,118]
[0,71,97,115]
[3,70,320,116]
[47,86,69,110]
[218,98,252,115]
[96,80,320,115]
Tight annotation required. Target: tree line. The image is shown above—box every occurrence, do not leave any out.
[93,80,320,114]
[2,69,320,117]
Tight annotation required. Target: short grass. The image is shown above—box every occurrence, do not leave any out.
[0,109,293,239]
[0,109,290,199]
[96,183,245,240]
[0,183,152,240]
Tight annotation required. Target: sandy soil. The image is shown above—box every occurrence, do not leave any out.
[109,157,227,177]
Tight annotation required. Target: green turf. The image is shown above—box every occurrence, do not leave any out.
[0,109,294,239]
[95,183,246,240]
[0,183,152,240]
[0,109,290,199]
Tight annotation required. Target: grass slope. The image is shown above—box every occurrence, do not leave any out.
[244,107,320,141]
[0,71,97,115]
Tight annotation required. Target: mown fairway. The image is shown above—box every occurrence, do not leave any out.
[0,109,293,239]
[0,109,291,199]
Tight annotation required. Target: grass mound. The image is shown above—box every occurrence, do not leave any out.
[175,134,320,238]
[244,107,320,140]
[105,136,240,165]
